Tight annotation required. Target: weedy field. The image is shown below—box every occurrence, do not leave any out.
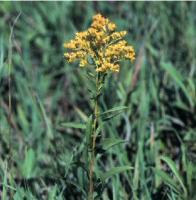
[0,2,196,200]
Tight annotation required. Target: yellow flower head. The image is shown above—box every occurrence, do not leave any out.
[63,14,135,72]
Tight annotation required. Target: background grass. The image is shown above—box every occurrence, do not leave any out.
[0,1,196,200]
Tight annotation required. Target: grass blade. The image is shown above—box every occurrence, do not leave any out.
[161,156,187,197]
[100,166,133,182]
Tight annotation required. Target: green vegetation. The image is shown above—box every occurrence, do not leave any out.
[0,2,196,200]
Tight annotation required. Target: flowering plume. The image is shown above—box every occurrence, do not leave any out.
[63,14,135,72]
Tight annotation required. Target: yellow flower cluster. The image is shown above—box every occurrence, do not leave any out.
[105,41,135,62]
[96,62,120,72]
[63,14,135,72]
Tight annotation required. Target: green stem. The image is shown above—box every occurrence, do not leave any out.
[88,74,99,200]
[89,70,105,200]
[88,72,106,200]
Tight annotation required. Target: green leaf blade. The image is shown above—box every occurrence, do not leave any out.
[100,138,128,151]
[153,168,179,194]
[61,122,86,129]
[65,180,87,197]
[100,106,129,116]
[161,62,193,107]
[100,166,133,182]
[161,156,187,197]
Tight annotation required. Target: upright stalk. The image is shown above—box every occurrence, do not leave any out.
[63,13,135,200]
[89,73,100,200]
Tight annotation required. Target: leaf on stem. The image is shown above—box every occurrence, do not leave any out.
[100,166,133,182]
[95,122,106,137]
[61,122,86,129]
[99,106,130,116]
[103,112,123,121]
[99,138,128,151]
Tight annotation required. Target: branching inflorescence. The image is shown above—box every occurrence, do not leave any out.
[63,13,135,73]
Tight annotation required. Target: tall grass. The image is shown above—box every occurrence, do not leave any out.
[0,2,196,199]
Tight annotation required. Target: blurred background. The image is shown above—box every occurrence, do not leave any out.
[0,1,196,200]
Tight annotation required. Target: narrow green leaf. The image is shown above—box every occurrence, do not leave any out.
[173,100,190,112]
[22,148,35,179]
[103,112,123,122]
[188,78,195,97]
[181,144,187,172]
[74,106,88,122]
[94,181,107,200]
[100,106,129,116]
[153,168,179,194]
[65,180,87,197]
[0,36,4,72]
[98,83,103,92]
[149,77,159,108]
[100,138,128,151]
[161,156,187,196]
[25,190,37,199]
[133,142,141,191]
[2,162,8,200]
[48,184,57,200]
[17,105,28,128]
[161,62,193,107]
[0,182,16,191]
[187,161,193,192]
[36,94,53,139]
[13,188,25,200]
[95,122,106,137]
[70,161,89,178]
[61,122,86,129]
[100,166,133,182]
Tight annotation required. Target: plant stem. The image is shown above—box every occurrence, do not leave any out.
[89,74,99,200]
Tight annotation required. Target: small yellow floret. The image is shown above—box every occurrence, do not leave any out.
[108,23,116,32]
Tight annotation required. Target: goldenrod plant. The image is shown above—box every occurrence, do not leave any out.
[63,14,135,200]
